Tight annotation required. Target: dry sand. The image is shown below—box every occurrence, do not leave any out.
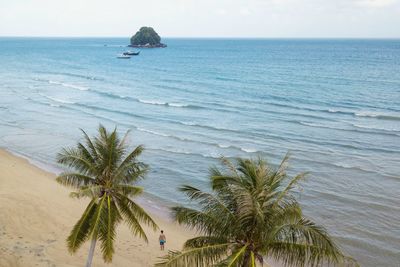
[0,149,193,267]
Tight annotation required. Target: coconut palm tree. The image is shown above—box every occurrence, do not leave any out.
[156,155,357,267]
[56,125,157,267]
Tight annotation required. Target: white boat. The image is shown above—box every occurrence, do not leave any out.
[116,54,131,59]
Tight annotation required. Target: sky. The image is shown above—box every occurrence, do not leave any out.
[0,0,399,38]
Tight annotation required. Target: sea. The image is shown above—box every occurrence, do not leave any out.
[0,37,399,266]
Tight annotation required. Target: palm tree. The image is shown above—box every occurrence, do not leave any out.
[56,125,157,267]
[157,155,357,267]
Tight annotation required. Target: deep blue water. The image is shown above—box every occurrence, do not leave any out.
[0,38,399,266]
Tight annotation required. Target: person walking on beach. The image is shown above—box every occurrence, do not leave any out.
[159,230,166,251]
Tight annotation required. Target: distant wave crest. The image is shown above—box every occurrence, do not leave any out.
[48,80,89,91]
[38,93,75,104]
[136,127,260,154]
[352,123,400,134]
[137,99,198,109]
[355,111,400,121]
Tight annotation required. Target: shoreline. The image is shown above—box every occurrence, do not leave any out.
[0,148,194,267]
[1,146,175,219]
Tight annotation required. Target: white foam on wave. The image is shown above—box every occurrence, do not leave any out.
[240,147,258,153]
[217,144,231,148]
[355,111,400,120]
[48,80,89,91]
[300,121,323,127]
[168,102,189,107]
[138,99,189,108]
[332,162,371,173]
[181,121,197,126]
[138,99,166,105]
[39,93,75,104]
[137,127,170,137]
[352,123,399,133]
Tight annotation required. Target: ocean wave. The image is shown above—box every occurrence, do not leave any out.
[35,71,102,81]
[300,121,400,137]
[299,121,347,132]
[136,127,260,154]
[103,44,125,47]
[73,103,148,120]
[217,144,231,148]
[59,73,100,81]
[138,99,167,105]
[352,123,400,134]
[34,78,89,91]
[137,127,170,137]
[82,89,200,109]
[38,93,75,104]
[137,99,197,108]
[327,109,353,115]
[215,76,240,82]
[240,147,259,153]
[178,121,237,133]
[168,102,190,107]
[331,162,376,173]
[58,72,100,81]
[48,80,89,91]
[149,148,221,159]
[299,121,327,128]
[355,111,400,121]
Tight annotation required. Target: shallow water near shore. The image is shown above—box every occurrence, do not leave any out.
[0,37,399,266]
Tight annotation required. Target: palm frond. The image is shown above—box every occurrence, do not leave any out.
[56,173,96,188]
[116,196,151,242]
[80,128,98,159]
[268,242,351,267]
[273,172,308,209]
[273,218,338,251]
[67,199,97,253]
[57,148,97,175]
[69,185,102,199]
[156,243,231,267]
[98,196,121,262]
[114,159,148,184]
[117,129,131,150]
[172,206,229,236]
[114,184,143,197]
[184,236,229,249]
[88,195,107,239]
[179,185,235,220]
[117,194,158,230]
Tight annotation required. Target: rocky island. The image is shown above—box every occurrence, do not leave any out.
[129,27,167,48]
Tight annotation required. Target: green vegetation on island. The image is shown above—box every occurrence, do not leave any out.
[130,27,167,48]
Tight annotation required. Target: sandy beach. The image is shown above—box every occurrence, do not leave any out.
[0,149,193,267]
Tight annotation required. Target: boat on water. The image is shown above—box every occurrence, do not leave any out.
[116,54,131,59]
[123,51,140,56]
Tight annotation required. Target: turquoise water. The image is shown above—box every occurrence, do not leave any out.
[0,38,399,266]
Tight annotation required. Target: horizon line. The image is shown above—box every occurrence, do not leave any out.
[1,35,399,40]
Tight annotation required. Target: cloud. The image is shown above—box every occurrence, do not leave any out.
[239,7,251,16]
[215,8,228,15]
[355,0,397,7]
[0,0,399,37]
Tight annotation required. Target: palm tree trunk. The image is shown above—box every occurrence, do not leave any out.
[85,238,97,267]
